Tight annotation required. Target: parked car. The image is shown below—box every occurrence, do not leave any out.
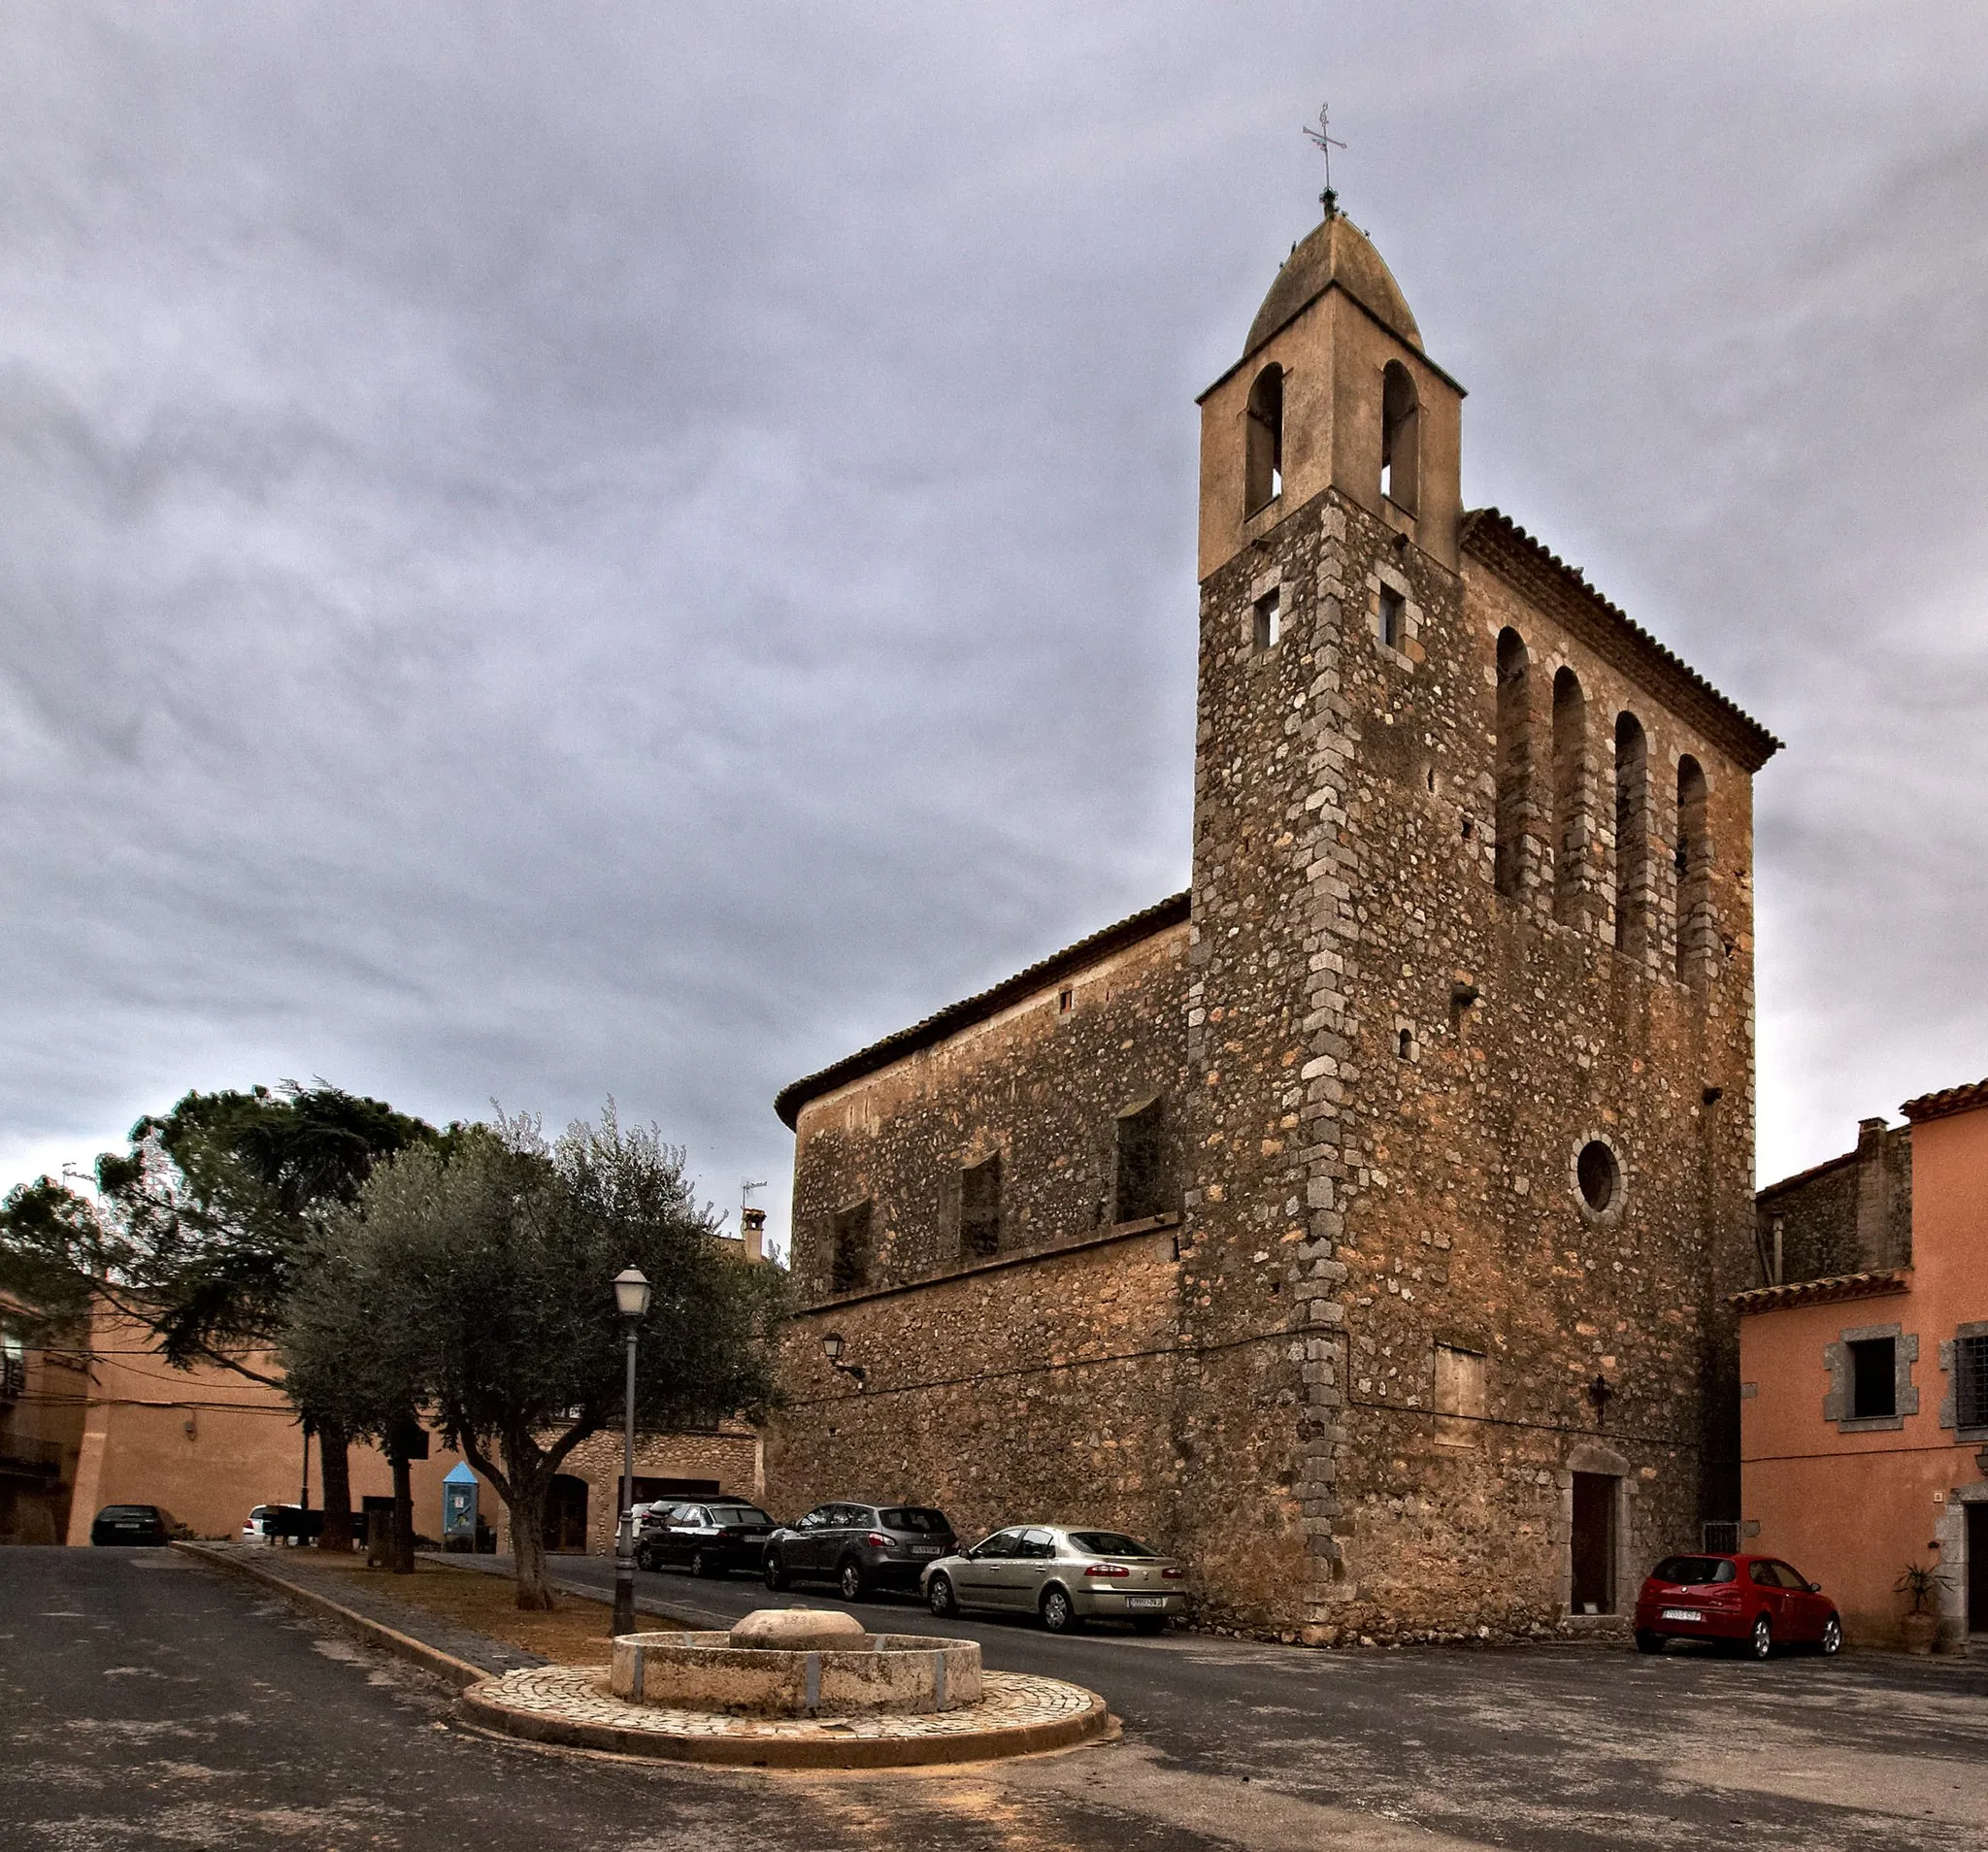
[1634,1552,1842,1659]
[89,1504,175,1547]
[922,1525,1187,1634]
[635,1500,776,1577]
[243,1504,289,1545]
[762,1502,956,1600]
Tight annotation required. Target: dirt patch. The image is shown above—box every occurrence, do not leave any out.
[263,1553,679,1666]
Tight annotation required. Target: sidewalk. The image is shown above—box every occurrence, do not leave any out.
[185,1543,551,1679]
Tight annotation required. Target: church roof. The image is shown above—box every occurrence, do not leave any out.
[1243,211,1422,361]
[1460,509,1782,773]
[773,891,1191,1130]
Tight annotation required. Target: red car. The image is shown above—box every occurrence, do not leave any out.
[1635,1552,1842,1659]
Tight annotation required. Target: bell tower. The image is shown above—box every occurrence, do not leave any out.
[1174,207,1471,1631]
[1196,207,1464,579]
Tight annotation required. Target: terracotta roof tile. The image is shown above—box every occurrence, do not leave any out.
[1460,509,1782,772]
[773,892,1190,1130]
[1900,1075,1988,1125]
[1730,1268,1909,1314]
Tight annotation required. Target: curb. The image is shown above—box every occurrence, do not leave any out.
[421,1553,699,1630]
[457,1674,1111,1770]
[173,1542,489,1691]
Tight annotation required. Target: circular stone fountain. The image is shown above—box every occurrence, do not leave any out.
[612,1607,981,1716]
[459,1606,1108,1769]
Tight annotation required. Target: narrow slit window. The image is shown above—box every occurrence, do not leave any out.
[1675,755,1710,983]
[1253,589,1280,651]
[1551,667,1586,925]
[1377,586,1405,651]
[1494,628,1531,899]
[1613,712,1648,955]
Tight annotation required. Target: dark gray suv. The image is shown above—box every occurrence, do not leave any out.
[763,1502,956,1600]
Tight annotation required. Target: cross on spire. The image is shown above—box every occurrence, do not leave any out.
[1303,103,1346,217]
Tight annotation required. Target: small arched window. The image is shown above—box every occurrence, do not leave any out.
[1551,667,1587,925]
[1381,360,1419,513]
[1675,756,1710,983]
[1494,628,1531,899]
[1244,364,1284,515]
[1612,712,1648,955]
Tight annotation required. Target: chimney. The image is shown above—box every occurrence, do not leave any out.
[1855,1117,1893,1273]
[741,1206,767,1265]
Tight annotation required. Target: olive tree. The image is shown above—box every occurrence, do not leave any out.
[341,1108,785,1608]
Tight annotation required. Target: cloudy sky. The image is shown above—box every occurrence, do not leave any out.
[3,2,1985,1250]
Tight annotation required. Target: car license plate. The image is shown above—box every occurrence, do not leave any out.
[912,1545,940,1556]
[1124,1596,1168,1609]
[1660,1607,1703,1623]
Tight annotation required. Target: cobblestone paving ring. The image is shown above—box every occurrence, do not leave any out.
[460,1665,1110,1769]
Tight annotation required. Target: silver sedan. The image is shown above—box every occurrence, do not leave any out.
[921,1524,1188,1634]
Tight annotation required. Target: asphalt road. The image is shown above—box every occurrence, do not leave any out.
[10,1546,1988,1851]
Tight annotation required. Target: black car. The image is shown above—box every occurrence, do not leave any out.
[763,1503,956,1600]
[634,1500,776,1577]
[89,1504,175,1546]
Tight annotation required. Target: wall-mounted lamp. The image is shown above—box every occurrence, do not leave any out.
[821,1331,867,1391]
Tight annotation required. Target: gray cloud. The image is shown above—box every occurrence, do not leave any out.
[2,1,1985,1244]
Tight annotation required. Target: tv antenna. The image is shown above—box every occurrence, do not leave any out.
[741,1178,767,1215]
[1303,103,1346,217]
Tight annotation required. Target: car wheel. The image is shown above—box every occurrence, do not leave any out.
[634,1546,655,1573]
[1634,1630,1665,1655]
[927,1572,958,1618]
[1749,1614,1773,1660]
[839,1559,865,1602]
[1040,1585,1080,1634]
[1819,1613,1842,1656]
[1131,1616,1167,1636]
[691,1547,727,1579]
[764,1554,788,1592]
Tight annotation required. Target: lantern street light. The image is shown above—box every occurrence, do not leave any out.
[612,1266,652,1637]
[820,1330,866,1391]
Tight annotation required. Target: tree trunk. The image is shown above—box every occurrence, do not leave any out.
[315,1420,354,1553]
[389,1446,415,1575]
[507,1459,555,1611]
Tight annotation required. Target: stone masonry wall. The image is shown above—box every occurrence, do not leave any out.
[1330,496,1759,1628]
[1757,1123,1913,1287]
[1186,480,1762,1637]
[785,924,1190,1303]
[765,1224,1194,1559]
[1180,484,1360,1635]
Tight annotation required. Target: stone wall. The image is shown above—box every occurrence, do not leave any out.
[1181,480,1762,1637]
[1757,1120,1914,1286]
[505,1427,764,1557]
[786,921,1190,1303]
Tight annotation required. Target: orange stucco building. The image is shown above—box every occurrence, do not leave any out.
[1739,1076,1988,1650]
[62,1301,494,1545]
[54,1299,764,1553]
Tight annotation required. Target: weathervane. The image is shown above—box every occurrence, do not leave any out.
[1303,102,1345,217]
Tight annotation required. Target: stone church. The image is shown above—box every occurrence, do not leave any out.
[765,201,1779,1640]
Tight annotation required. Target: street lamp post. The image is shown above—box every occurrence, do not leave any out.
[612,1265,652,1638]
